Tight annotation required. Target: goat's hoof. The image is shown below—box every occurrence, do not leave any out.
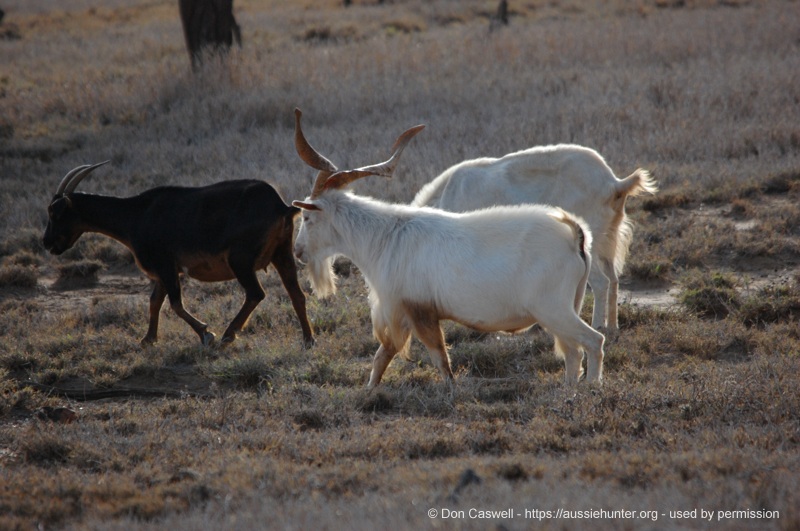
[140,337,157,347]
[302,336,316,349]
[220,335,236,346]
[201,331,216,346]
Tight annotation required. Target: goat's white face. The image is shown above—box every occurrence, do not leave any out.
[290,108,423,298]
[293,200,337,298]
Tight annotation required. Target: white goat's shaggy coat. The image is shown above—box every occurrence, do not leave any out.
[412,144,657,330]
[294,189,605,387]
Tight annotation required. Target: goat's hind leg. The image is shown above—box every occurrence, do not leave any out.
[593,257,621,335]
[141,281,167,346]
[545,311,605,385]
[582,325,606,383]
[272,242,315,348]
[578,259,614,378]
[588,264,611,331]
[161,269,216,346]
[554,336,584,385]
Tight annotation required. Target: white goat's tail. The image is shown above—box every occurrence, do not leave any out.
[616,168,658,198]
[611,168,658,277]
[550,208,593,314]
[572,221,592,314]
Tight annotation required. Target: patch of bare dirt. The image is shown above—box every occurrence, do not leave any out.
[619,279,677,309]
[621,193,799,308]
[34,271,153,314]
[684,194,800,292]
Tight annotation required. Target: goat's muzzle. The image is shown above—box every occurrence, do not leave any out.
[42,234,66,255]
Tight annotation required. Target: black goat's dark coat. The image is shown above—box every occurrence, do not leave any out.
[44,178,314,347]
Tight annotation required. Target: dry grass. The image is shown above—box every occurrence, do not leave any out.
[1,0,799,529]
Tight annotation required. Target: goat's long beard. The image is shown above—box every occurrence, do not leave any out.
[307,256,336,298]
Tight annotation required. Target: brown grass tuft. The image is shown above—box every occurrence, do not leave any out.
[0,264,38,288]
[55,259,104,286]
[679,270,741,318]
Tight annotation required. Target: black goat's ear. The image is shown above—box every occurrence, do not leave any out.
[293,200,321,211]
[49,196,72,217]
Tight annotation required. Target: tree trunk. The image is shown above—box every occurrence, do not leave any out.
[178,0,241,69]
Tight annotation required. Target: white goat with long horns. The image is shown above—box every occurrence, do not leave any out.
[291,109,605,387]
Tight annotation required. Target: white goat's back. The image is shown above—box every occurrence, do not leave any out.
[416,145,611,224]
[413,144,655,275]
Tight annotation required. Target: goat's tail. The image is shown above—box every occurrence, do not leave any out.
[572,221,593,314]
[609,169,657,278]
[550,209,593,314]
[616,168,658,198]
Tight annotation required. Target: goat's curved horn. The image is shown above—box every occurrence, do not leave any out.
[294,109,338,172]
[58,161,110,196]
[389,124,426,155]
[320,169,380,193]
[55,164,92,196]
[294,109,339,198]
[321,124,425,193]
[361,124,425,176]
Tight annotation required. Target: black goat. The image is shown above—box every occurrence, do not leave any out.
[43,162,315,348]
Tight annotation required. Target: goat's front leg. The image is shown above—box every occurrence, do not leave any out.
[223,266,265,345]
[410,318,454,384]
[162,271,215,346]
[404,302,454,384]
[368,343,398,389]
[141,281,167,346]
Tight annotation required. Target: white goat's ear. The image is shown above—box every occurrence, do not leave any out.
[293,200,322,211]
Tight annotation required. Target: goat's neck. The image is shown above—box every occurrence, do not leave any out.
[70,193,139,248]
[332,195,402,276]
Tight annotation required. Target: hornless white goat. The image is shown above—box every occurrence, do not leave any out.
[291,110,605,387]
[412,145,657,331]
